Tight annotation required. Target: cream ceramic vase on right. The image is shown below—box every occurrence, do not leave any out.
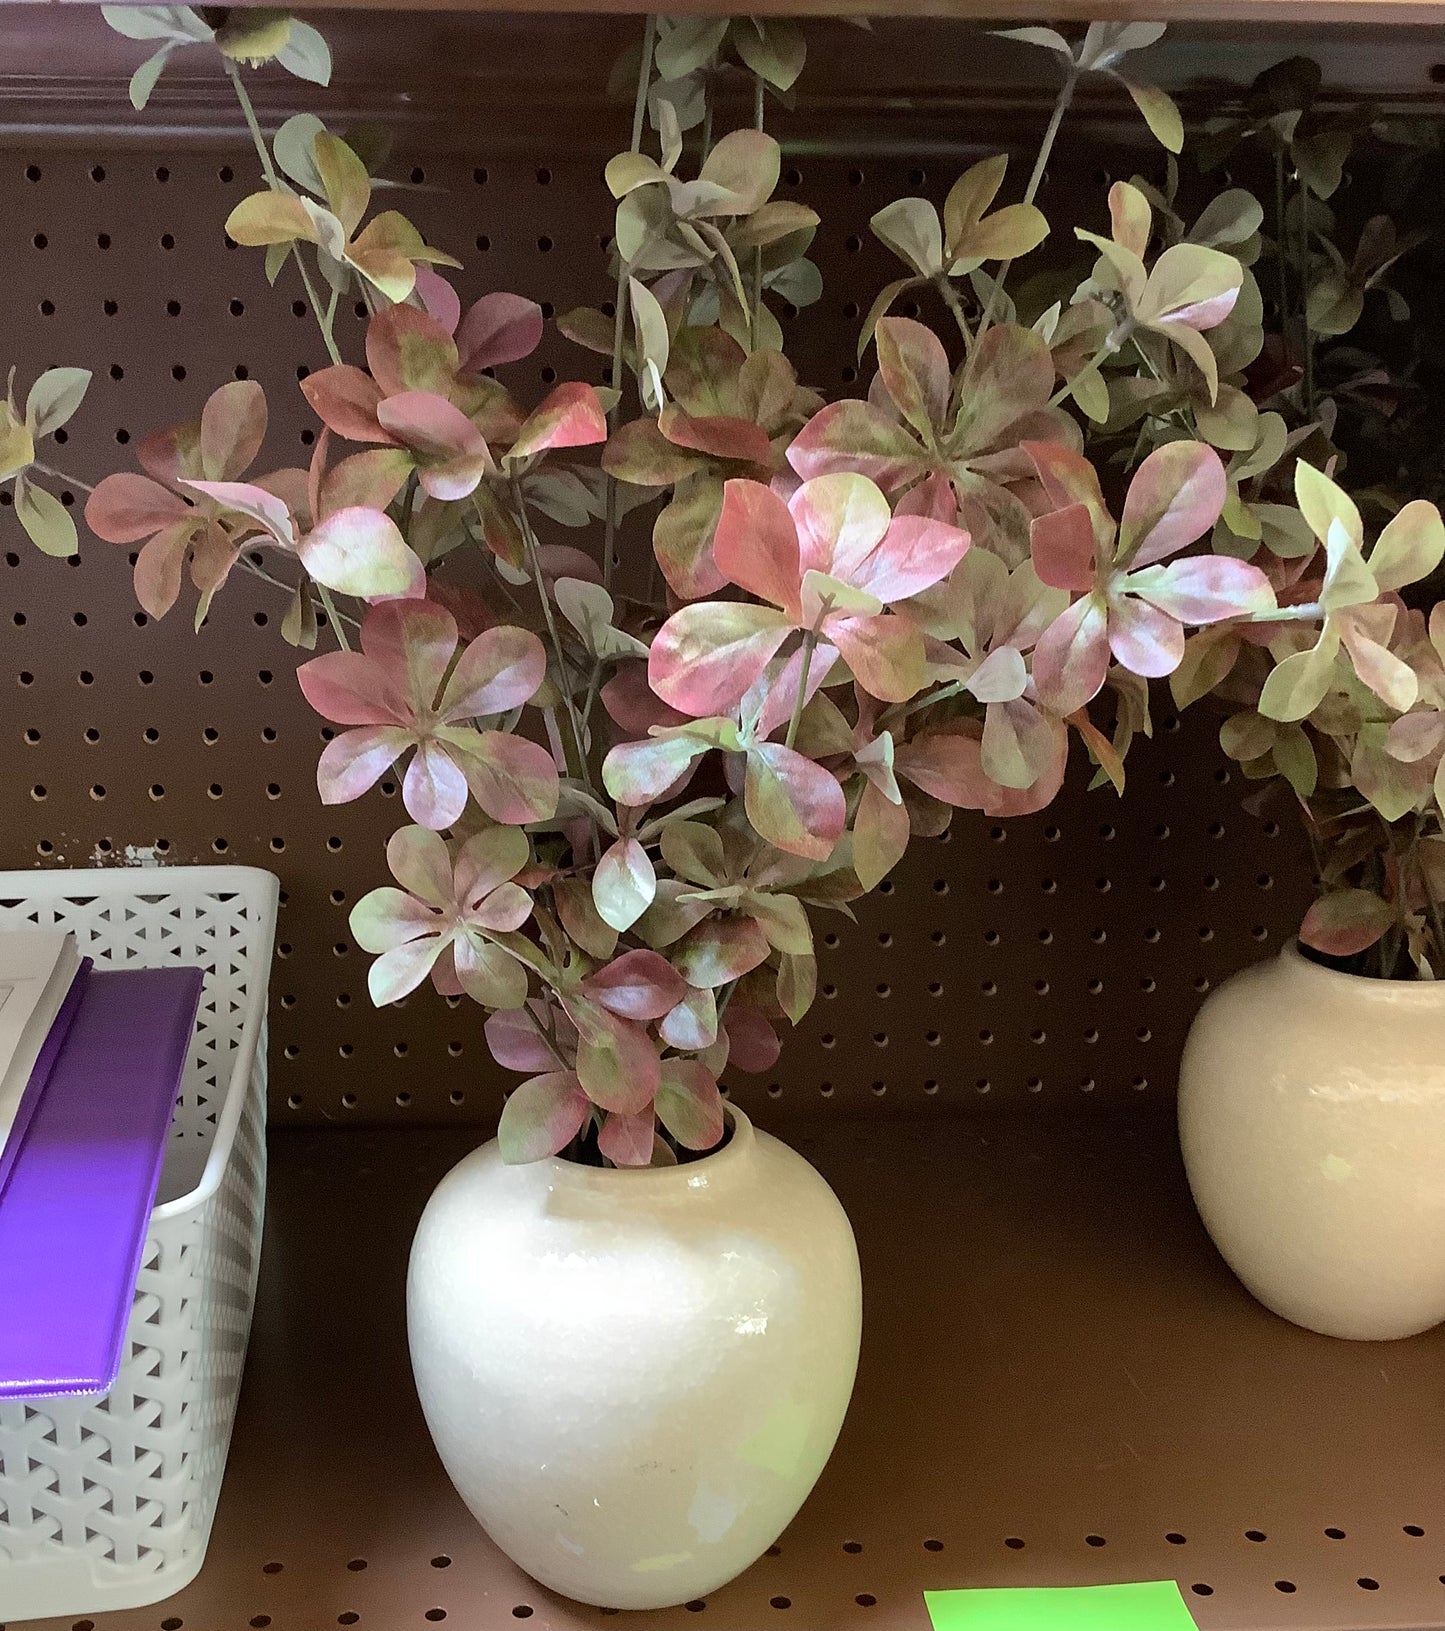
[1179,940,1445,1340]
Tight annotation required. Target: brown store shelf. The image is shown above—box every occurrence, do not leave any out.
[14,1113,1445,1631]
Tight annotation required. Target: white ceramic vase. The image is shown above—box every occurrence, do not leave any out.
[407,1107,862,1609]
[1179,939,1445,1340]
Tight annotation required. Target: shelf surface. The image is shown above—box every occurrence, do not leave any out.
[12,1114,1445,1631]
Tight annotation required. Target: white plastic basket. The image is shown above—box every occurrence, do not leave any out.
[0,865,277,1622]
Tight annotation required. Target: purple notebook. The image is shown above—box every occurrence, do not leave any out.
[0,964,204,1399]
[0,958,91,1207]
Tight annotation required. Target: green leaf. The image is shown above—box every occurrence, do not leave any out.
[870,198,944,278]
[1368,500,1445,593]
[943,155,1007,251]
[275,19,332,85]
[274,113,329,197]
[732,18,807,92]
[1258,632,1340,723]
[101,5,212,44]
[1119,79,1183,153]
[25,368,90,438]
[628,277,671,409]
[497,1072,589,1164]
[654,16,729,80]
[1294,459,1362,549]
[593,837,657,933]
[1300,889,1394,958]
[129,44,175,110]
[776,949,817,1023]
[15,478,78,558]
[654,1058,724,1151]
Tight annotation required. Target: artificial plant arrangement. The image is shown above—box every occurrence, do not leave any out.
[7,12,1445,1184]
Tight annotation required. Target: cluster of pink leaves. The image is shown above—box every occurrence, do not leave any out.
[82,244,1287,1167]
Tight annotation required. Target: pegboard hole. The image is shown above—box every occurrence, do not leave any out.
[338,1617,359,1627]
[1004,1537,1025,1550]
[1085,1535,1106,1548]
[1358,1579,1380,1591]
[261,1561,283,1575]
[1246,1529,1267,1542]
[513,1611,534,1621]
[1405,1525,1426,1537]
[923,1539,944,1552]
[425,1613,447,1623]
[1275,1581,1297,1593]
[769,1598,791,1610]
[855,1596,877,1609]
[843,1541,863,1554]
[684,1604,706,1614]
[1325,1528,1346,1540]
[1190,1585,1213,1597]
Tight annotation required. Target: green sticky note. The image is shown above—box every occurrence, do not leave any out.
[925,1581,1199,1631]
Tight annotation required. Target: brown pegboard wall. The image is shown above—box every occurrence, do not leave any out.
[0,104,1316,1129]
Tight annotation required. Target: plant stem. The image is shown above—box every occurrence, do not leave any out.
[936,278,974,359]
[315,582,352,651]
[511,479,594,799]
[784,628,819,750]
[226,61,342,367]
[978,67,1076,337]
[602,13,659,596]
[1293,174,1316,419]
[521,997,573,1069]
[1046,319,1133,409]
[749,72,766,352]
[31,460,94,493]
[1272,147,1291,339]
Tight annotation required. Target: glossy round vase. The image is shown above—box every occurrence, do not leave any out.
[1179,940,1445,1340]
[406,1108,862,1609]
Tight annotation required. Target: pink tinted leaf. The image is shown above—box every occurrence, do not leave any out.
[319,447,413,516]
[874,317,950,437]
[582,948,688,1022]
[413,266,462,336]
[301,365,394,443]
[1108,594,1186,677]
[457,292,545,371]
[1339,620,1419,713]
[565,995,660,1113]
[789,472,892,583]
[602,734,710,805]
[597,1108,656,1168]
[896,471,957,524]
[365,302,459,397]
[1022,440,1108,525]
[659,405,772,467]
[1030,503,1097,592]
[508,383,608,461]
[1118,441,1227,567]
[498,1072,590,1164]
[1387,711,1445,764]
[1300,889,1394,958]
[786,399,928,492]
[182,478,294,546]
[299,507,426,598]
[713,479,803,613]
[315,724,412,805]
[601,662,688,735]
[1126,555,1275,623]
[349,885,440,953]
[854,776,910,890]
[452,729,561,824]
[471,881,533,933]
[386,823,454,906]
[894,728,992,806]
[367,935,447,1006]
[555,876,619,962]
[660,987,718,1051]
[485,1007,559,1073]
[745,742,845,861]
[130,521,193,618]
[1032,594,1110,714]
[440,624,547,719]
[828,612,927,703]
[453,936,529,1009]
[852,514,970,604]
[755,639,840,741]
[402,738,470,828]
[376,391,486,460]
[454,824,530,904]
[655,1059,725,1151]
[671,916,771,988]
[200,378,266,481]
[723,1004,781,1073]
[85,473,188,543]
[298,649,404,726]
[592,836,657,933]
[649,601,793,717]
